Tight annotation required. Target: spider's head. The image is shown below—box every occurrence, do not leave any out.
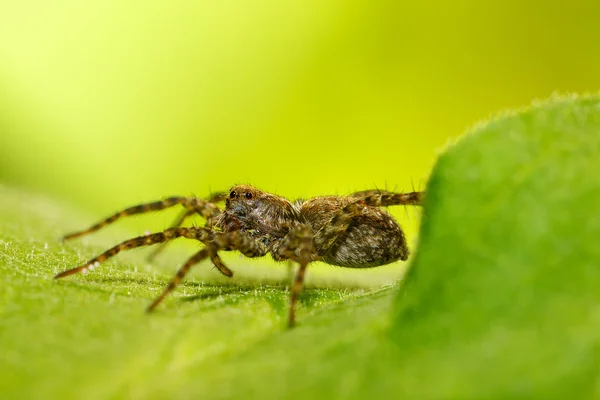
[218,184,299,237]
[226,184,260,205]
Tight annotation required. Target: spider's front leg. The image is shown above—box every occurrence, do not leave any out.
[56,227,267,310]
[63,193,225,241]
[55,227,215,278]
[147,231,268,311]
[146,192,227,261]
[272,225,317,328]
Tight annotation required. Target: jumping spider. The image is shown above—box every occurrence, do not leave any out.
[56,184,424,327]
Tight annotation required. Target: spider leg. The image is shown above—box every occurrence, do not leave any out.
[146,192,227,261]
[147,231,268,312]
[210,253,233,277]
[350,189,385,198]
[146,209,195,262]
[63,196,223,241]
[146,247,211,312]
[55,227,212,278]
[289,262,309,328]
[352,190,424,206]
[272,225,315,328]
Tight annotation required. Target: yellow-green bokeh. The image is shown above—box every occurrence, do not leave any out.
[1,0,599,235]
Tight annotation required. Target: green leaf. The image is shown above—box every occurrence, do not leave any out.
[389,94,600,398]
[2,94,600,399]
[0,183,400,399]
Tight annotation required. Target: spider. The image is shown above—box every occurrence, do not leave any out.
[55,184,424,327]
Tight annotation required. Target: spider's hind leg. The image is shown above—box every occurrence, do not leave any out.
[63,195,223,241]
[352,190,424,207]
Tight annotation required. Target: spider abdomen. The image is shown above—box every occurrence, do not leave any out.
[300,196,409,268]
[322,207,408,268]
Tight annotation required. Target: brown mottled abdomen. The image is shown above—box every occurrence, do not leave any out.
[300,197,409,268]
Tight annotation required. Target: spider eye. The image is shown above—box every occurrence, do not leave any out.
[229,191,236,199]
[244,192,253,200]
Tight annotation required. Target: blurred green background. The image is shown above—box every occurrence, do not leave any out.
[1,0,599,236]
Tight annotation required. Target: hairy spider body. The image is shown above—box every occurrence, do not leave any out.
[56,184,423,327]
[300,196,408,268]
